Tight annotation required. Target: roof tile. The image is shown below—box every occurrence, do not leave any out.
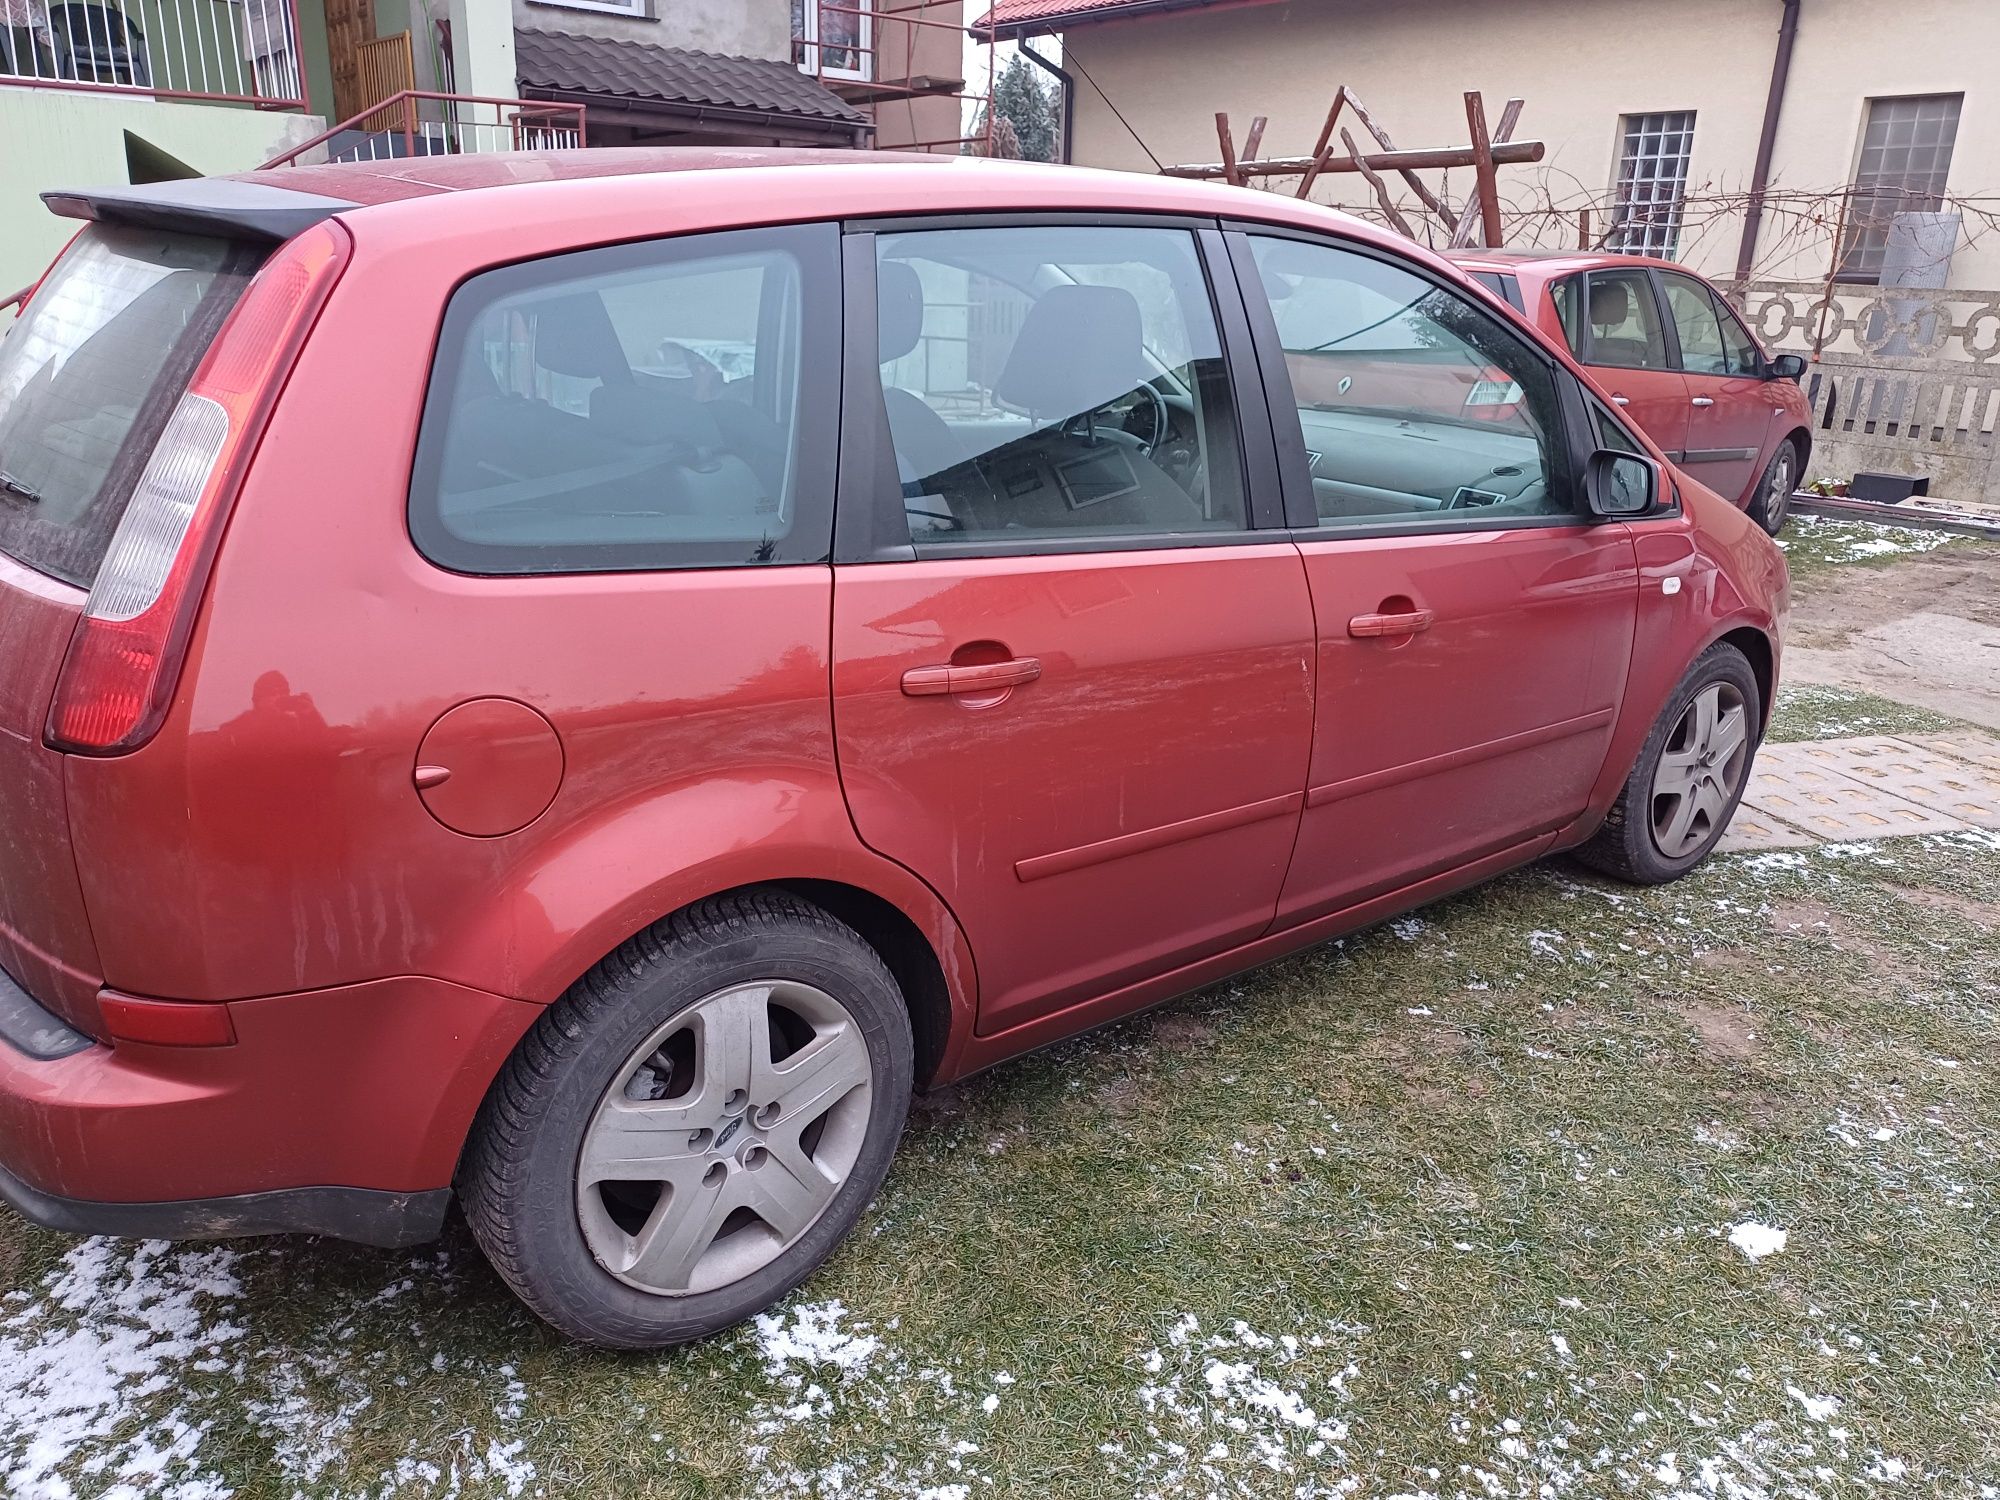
[514,28,867,125]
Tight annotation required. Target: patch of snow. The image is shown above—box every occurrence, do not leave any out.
[1727,1222,1789,1261]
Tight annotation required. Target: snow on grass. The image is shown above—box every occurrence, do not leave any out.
[1777,514,1958,567]
[1728,1222,1790,1262]
[0,1238,244,1500]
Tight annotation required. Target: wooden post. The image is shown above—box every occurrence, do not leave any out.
[1342,126,1417,239]
[1295,86,1348,198]
[1346,91,1449,222]
[1577,206,1591,249]
[1448,97,1523,248]
[1242,115,1268,162]
[1215,112,1242,188]
[1464,91,1503,248]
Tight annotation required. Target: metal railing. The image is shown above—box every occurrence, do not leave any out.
[0,0,304,106]
[794,0,999,154]
[258,90,586,167]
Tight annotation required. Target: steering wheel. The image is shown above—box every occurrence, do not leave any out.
[1064,382,1170,456]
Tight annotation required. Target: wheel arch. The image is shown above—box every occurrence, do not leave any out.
[1718,622,1777,731]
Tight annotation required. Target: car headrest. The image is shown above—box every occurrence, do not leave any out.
[878,260,925,363]
[993,283,1148,419]
[1589,278,1632,329]
[534,292,632,382]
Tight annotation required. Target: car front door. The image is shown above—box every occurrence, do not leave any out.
[1658,270,1776,505]
[1232,230,1641,928]
[1555,268,1690,464]
[830,220,1315,1039]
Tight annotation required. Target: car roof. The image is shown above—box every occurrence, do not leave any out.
[219,146,1437,266]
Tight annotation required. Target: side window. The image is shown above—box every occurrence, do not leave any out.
[873,225,1246,545]
[1709,291,1763,376]
[1550,276,1583,354]
[1245,235,1571,529]
[409,224,837,575]
[1580,269,1669,370]
[1593,403,1644,454]
[1660,272,1728,374]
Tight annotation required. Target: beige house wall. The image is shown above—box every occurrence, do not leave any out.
[1062,0,2000,286]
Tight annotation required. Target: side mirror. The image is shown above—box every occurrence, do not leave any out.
[1585,448,1658,518]
[1765,353,1806,382]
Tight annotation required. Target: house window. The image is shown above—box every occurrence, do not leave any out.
[528,0,649,17]
[1608,111,1695,257]
[1838,93,1962,282]
[793,0,870,81]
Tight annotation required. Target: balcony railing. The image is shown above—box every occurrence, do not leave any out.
[0,0,304,106]
[259,91,586,167]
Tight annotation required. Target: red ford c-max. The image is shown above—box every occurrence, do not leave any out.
[0,151,1785,1347]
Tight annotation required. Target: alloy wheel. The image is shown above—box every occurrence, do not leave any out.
[1650,682,1750,859]
[576,980,872,1295]
[1765,446,1793,530]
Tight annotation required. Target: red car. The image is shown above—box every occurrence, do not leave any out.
[0,152,1785,1347]
[1445,250,1812,534]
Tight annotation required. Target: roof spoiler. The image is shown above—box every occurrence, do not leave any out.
[40,177,355,244]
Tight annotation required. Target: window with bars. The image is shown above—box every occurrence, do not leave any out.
[1838,94,1962,282]
[1608,112,1696,257]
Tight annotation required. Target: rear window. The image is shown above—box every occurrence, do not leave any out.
[408,222,840,576]
[0,225,259,587]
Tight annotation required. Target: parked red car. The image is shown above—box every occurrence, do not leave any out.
[0,152,1786,1348]
[1445,250,1811,533]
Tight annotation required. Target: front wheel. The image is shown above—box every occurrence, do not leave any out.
[1573,643,1761,884]
[1751,438,1798,535]
[459,891,913,1349]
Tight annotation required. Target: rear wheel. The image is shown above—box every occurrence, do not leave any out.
[460,891,913,1349]
[1751,438,1798,534]
[1574,643,1761,884]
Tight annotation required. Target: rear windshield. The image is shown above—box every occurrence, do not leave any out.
[0,225,259,587]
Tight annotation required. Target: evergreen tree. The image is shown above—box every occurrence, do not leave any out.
[970,52,1060,163]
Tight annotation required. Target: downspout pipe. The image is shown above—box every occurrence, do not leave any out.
[1016,39,1076,163]
[1735,0,1802,284]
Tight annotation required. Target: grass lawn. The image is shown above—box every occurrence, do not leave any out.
[4,526,1998,1499]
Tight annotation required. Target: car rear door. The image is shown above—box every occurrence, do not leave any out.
[829,219,1314,1039]
[1230,229,1640,928]
[1553,268,1691,464]
[1657,269,1775,504]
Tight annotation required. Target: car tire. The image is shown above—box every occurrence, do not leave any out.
[459,890,913,1349]
[1572,643,1762,885]
[1750,438,1798,535]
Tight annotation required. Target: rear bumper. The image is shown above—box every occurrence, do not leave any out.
[0,1160,449,1247]
[0,974,539,1244]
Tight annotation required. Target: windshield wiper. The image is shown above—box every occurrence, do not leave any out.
[0,470,40,504]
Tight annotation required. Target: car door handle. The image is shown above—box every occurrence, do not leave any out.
[901,657,1043,696]
[1690,396,1716,407]
[1348,609,1435,638]
[1611,394,1630,406]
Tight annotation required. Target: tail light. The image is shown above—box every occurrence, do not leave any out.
[1462,367,1525,421]
[45,221,350,755]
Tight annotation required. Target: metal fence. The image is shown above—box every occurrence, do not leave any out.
[258,91,586,167]
[0,0,303,105]
[1733,280,2000,506]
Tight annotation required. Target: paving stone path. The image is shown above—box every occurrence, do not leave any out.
[1719,730,2000,853]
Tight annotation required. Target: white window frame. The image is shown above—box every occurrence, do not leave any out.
[793,0,872,82]
[528,0,650,18]
[1608,111,1696,258]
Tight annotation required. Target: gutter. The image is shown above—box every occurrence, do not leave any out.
[975,0,1254,42]
[1734,0,1801,283]
[1015,42,1076,162]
